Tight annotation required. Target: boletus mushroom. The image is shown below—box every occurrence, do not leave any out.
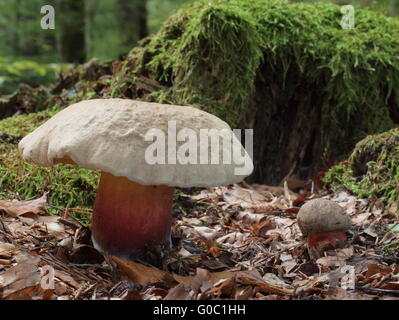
[297,198,351,258]
[19,99,253,261]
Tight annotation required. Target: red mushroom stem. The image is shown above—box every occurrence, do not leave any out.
[307,231,347,258]
[91,171,174,259]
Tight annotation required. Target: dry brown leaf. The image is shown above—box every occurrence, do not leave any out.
[112,257,176,287]
[235,286,254,300]
[173,269,257,292]
[178,247,192,257]
[54,269,80,289]
[0,193,47,217]
[4,285,53,300]
[193,226,219,241]
[0,253,42,299]
[235,269,294,296]
[380,282,399,290]
[181,217,203,226]
[240,278,293,295]
[316,247,354,268]
[280,254,298,274]
[0,242,16,259]
[163,283,192,300]
[324,287,372,300]
[191,268,213,295]
[294,274,330,293]
[250,184,296,198]
[216,275,236,297]
[213,184,295,213]
[0,258,12,266]
[54,280,70,296]
[216,231,249,245]
[365,264,392,279]
[35,215,68,239]
[236,211,268,224]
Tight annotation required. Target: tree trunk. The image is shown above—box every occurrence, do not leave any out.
[116,0,148,53]
[246,63,326,187]
[12,0,22,56]
[85,0,97,59]
[59,0,86,63]
[389,0,399,16]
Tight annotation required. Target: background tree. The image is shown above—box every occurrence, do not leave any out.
[11,0,22,56]
[116,0,148,54]
[59,0,86,63]
[389,0,399,15]
[0,0,394,63]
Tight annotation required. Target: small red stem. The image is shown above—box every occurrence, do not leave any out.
[307,231,347,258]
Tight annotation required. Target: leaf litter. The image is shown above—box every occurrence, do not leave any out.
[0,182,398,300]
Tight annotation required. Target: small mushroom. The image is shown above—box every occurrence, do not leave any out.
[297,198,351,258]
[19,99,253,261]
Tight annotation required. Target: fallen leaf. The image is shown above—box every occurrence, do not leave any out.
[324,287,372,300]
[0,252,42,299]
[365,264,392,279]
[193,226,219,241]
[240,277,294,296]
[163,283,191,300]
[216,275,236,297]
[112,257,176,287]
[0,258,12,266]
[0,242,15,259]
[178,247,192,257]
[316,247,354,268]
[235,286,254,300]
[181,217,203,226]
[236,211,268,224]
[0,194,47,217]
[54,270,80,289]
[280,254,297,274]
[191,268,213,295]
[380,282,399,290]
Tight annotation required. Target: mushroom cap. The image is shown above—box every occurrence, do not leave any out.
[19,99,253,187]
[297,199,351,236]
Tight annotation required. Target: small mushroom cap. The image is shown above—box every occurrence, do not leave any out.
[297,199,351,236]
[19,99,253,187]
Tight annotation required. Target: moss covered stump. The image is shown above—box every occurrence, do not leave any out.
[324,127,399,208]
[110,0,399,185]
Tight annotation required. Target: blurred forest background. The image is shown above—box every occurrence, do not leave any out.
[0,0,397,96]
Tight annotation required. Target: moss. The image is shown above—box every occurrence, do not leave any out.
[324,128,399,208]
[111,0,399,135]
[381,239,399,257]
[0,108,100,214]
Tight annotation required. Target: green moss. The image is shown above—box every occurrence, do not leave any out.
[112,0,399,135]
[0,58,60,95]
[381,241,399,256]
[0,109,99,214]
[324,128,399,208]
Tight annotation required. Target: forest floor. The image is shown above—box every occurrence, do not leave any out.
[0,183,398,300]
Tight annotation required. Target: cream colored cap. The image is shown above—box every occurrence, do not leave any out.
[19,99,253,187]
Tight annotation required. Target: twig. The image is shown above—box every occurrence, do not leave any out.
[0,218,14,243]
[57,217,82,230]
[356,286,399,296]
